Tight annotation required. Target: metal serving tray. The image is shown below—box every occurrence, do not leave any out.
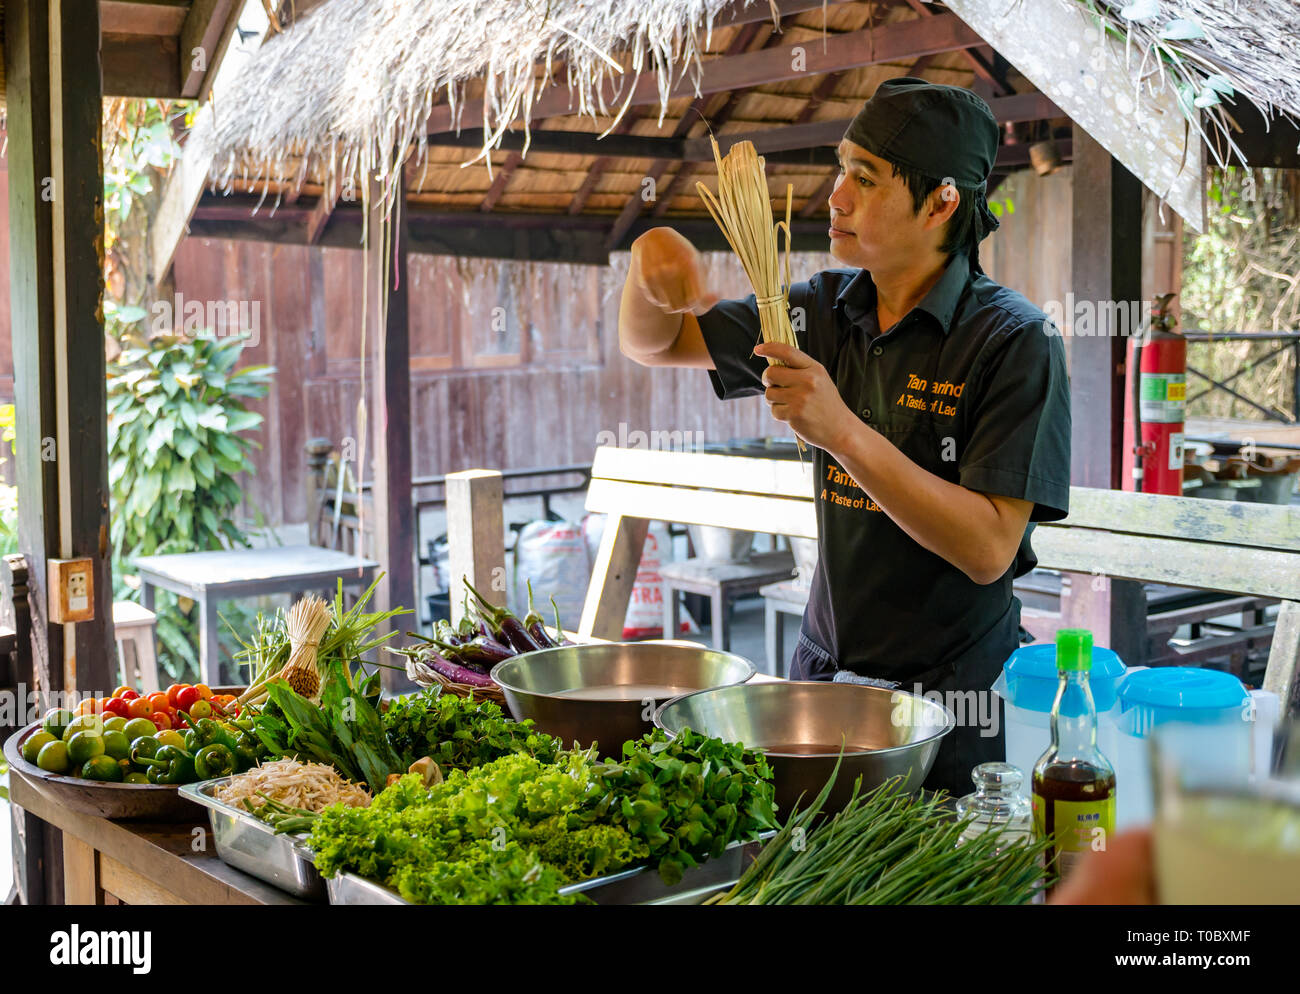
[180,778,327,901]
[324,834,769,906]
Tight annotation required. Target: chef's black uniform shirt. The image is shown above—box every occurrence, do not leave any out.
[698,252,1071,791]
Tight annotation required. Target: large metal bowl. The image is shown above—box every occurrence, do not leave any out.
[491,642,755,757]
[655,681,955,814]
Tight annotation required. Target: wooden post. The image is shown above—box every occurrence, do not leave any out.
[1062,126,1146,664]
[364,176,415,684]
[580,513,649,641]
[445,470,506,624]
[7,0,114,697]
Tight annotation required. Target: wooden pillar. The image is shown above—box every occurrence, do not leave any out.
[364,176,415,683]
[446,470,506,624]
[6,0,113,697]
[1063,126,1146,664]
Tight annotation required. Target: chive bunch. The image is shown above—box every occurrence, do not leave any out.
[711,767,1051,906]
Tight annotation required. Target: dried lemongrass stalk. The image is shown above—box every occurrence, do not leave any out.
[696,136,802,452]
[277,595,332,700]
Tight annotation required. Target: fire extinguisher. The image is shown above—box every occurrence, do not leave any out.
[1125,293,1185,495]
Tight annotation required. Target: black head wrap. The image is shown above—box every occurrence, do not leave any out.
[843,77,1001,273]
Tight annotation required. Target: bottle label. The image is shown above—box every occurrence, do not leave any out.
[1033,795,1116,878]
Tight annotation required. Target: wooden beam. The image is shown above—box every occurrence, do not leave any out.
[479,151,523,212]
[363,176,416,691]
[902,0,1013,96]
[568,108,653,215]
[1062,124,1147,665]
[446,471,507,626]
[179,0,239,98]
[150,5,270,282]
[51,0,115,692]
[99,0,189,35]
[426,15,983,136]
[102,32,181,97]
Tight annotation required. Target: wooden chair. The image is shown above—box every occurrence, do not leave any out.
[304,438,374,554]
[577,445,1300,716]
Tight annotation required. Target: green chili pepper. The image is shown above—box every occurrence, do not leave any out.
[194,743,237,780]
[135,745,196,785]
[129,735,160,766]
[231,729,261,772]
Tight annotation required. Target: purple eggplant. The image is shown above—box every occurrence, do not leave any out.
[463,577,543,653]
[524,580,558,649]
[422,648,496,687]
[437,635,513,667]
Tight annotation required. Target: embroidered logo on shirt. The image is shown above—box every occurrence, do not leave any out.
[896,372,965,417]
[821,463,881,512]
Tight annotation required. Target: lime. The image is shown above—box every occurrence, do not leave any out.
[123,772,150,785]
[103,715,127,733]
[62,714,104,741]
[36,739,70,774]
[67,731,106,765]
[102,729,131,761]
[22,730,57,764]
[155,730,186,750]
[81,755,124,782]
[42,708,75,740]
[123,717,157,741]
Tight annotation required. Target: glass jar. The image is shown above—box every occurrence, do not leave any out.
[956,762,1033,851]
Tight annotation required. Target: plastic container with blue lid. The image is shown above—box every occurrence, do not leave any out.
[1116,666,1249,737]
[1000,642,1126,713]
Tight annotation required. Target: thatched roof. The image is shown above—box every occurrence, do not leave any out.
[192,0,1300,237]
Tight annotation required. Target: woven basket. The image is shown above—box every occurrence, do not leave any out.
[393,647,509,709]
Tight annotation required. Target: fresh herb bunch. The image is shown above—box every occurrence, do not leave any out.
[712,771,1050,905]
[251,655,400,793]
[582,727,779,886]
[308,753,648,904]
[382,689,561,770]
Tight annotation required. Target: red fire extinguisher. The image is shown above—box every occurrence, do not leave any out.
[1123,293,1185,495]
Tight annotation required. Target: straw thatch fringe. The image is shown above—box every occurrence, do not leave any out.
[1072,0,1300,170]
[197,0,780,218]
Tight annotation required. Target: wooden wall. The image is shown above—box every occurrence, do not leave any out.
[0,163,1106,525]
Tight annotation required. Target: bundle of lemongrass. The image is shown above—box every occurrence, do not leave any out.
[232,576,408,708]
[696,137,803,452]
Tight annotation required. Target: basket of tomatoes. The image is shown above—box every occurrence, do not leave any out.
[3,681,268,821]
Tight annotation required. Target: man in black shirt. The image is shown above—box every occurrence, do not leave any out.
[617,78,1072,794]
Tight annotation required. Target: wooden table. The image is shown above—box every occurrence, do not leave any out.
[758,579,811,677]
[661,551,795,653]
[9,770,301,905]
[133,545,379,685]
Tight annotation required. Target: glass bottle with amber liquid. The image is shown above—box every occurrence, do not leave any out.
[1031,629,1116,892]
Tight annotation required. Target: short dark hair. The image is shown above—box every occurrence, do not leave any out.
[888,160,981,257]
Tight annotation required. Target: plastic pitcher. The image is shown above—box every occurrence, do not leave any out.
[991,642,1126,800]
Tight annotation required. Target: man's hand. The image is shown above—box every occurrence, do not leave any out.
[754,341,857,453]
[631,228,720,316]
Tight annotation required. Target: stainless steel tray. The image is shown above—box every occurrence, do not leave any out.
[325,834,770,906]
[180,778,327,901]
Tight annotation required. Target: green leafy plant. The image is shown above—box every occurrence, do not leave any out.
[107,331,273,679]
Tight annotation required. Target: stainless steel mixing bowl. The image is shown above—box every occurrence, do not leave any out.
[654,681,955,814]
[491,642,755,757]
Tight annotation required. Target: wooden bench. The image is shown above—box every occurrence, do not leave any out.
[575,446,1300,715]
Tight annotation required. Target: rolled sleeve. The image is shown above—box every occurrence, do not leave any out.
[697,295,766,400]
[958,320,1071,522]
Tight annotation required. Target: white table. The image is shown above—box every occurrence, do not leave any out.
[132,545,379,685]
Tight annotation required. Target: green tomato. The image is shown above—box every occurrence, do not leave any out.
[22,730,57,764]
[123,717,157,741]
[36,739,70,774]
[67,730,106,765]
[102,729,131,761]
[123,772,150,785]
[42,708,76,740]
[103,715,127,733]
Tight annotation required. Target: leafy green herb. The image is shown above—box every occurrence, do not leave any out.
[382,689,560,770]
[581,727,779,886]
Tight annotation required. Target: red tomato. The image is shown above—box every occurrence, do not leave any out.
[126,696,153,719]
[176,686,202,712]
[119,688,139,701]
[164,685,188,709]
[103,697,130,719]
[194,684,214,701]
[148,710,172,731]
[112,685,134,699]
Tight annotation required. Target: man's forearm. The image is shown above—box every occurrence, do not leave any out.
[619,274,684,362]
[825,421,1021,584]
